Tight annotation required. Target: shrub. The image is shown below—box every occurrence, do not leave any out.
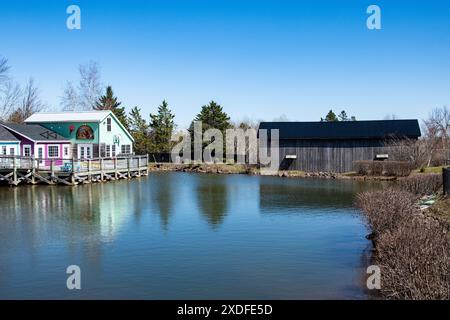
[383,161,413,177]
[376,217,450,299]
[398,173,442,196]
[356,188,419,237]
[357,186,450,299]
[352,160,413,177]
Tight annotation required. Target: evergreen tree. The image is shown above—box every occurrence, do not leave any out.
[189,100,231,160]
[149,100,176,153]
[338,110,349,121]
[191,100,231,132]
[321,110,338,122]
[95,86,129,129]
[128,106,150,154]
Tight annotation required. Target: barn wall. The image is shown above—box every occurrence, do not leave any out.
[278,139,392,173]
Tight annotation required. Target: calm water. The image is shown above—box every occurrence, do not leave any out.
[0,173,378,299]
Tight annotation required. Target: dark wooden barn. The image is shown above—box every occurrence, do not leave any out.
[258,120,421,173]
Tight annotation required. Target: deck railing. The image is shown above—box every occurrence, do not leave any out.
[0,155,149,173]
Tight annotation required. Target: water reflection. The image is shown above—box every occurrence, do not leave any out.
[0,173,376,299]
[196,175,229,227]
[260,177,384,213]
[150,173,175,229]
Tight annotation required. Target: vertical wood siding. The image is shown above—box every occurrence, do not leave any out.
[278,139,391,172]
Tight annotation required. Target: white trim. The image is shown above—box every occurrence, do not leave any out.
[47,144,60,158]
[78,144,93,159]
[23,144,32,157]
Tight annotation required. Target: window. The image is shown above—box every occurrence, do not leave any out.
[107,117,112,132]
[38,147,43,159]
[121,145,131,155]
[1,146,6,155]
[64,146,69,157]
[106,145,111,157]
[48,145,59,158]
[23,145,31,157]
[112,145,116,157]
[9,148,14,156]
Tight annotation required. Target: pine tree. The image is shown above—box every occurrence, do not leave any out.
[95,86,129,129]
[191,100,231,132]
[321,110,338,122]
[189,100,231,160]
[338,110,349,121]
[149,100,176,153]
[128,106,149,154]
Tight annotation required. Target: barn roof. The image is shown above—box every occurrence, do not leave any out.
[258,120,421,140]
[1,123,69,142]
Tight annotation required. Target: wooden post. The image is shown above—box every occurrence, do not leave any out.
[51,159,55,183]
[88,159,92,183]
[127,157,131,178]
[12,156,17,186]
[31,156,36,184]
[100,158,104,182]
[114,158,118,180]
[71,158,75,185]
[137,156,141,177]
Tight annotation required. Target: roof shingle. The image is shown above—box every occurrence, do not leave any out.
[1,123,68,141]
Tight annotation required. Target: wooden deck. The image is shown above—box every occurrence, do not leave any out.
[0,155,149,186]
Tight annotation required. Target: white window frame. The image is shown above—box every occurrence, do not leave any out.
[9,148,15,156]
[47,145,60,158]
[106,145,111,158]
[107,117,112,132]
[112,144,116,157]
[1,146,6,155]
[23,144,32,157]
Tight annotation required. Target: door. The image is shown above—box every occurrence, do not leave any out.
[37,146,44,165]
[78,144,93,159]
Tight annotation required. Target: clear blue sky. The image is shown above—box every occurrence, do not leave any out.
[1,0,449,127]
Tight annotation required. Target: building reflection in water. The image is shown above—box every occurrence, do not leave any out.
[0,180,139,277]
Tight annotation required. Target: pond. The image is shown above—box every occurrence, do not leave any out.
[0,172,379,299]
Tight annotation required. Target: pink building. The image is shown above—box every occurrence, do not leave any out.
[1,123,71,167]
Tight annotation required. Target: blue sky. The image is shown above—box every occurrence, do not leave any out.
[1,0,449,127]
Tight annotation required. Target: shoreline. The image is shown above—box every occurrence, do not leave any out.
[148,163,398,181]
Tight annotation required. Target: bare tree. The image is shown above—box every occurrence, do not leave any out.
[8,78,45,123]
[384,136,428,168]
[0,57,19,120]
[78,61,102,110]
[0,57,10,84]
[60,81,78,111]
[384,113,399,120]
[60,61,103,111]
[0,81,21,121]
[422,106,450,165]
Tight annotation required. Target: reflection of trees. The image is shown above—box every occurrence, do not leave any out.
[151,173,175,229]
[197,180,228,228]
[259,178,385,213]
